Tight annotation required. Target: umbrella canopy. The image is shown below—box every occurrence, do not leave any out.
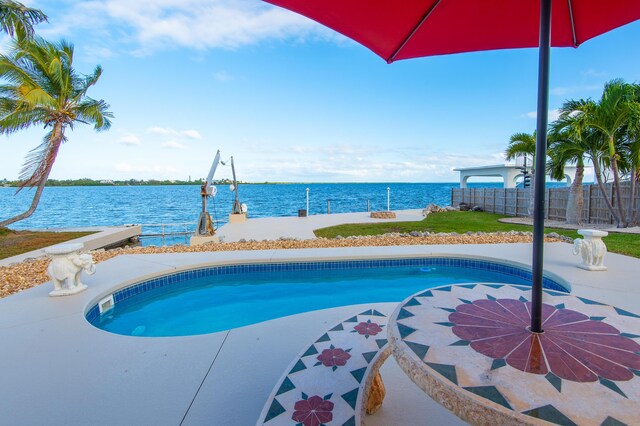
[264,0,640,332]
[265,0,640,63]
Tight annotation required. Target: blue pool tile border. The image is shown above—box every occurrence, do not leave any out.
[86,257,568,323]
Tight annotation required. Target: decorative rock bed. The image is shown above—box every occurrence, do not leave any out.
[370,211,397,219]
[0,231,570,299]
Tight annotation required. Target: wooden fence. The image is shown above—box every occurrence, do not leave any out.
[451,182,640,224]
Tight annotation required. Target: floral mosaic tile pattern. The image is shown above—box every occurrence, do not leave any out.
[257,309,390,426]
[450,298,640,382]
[391,284,640,426]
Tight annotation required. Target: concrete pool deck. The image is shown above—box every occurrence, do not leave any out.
[216,209,425,242]
[1,242,639,425]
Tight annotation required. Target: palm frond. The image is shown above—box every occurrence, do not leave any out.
[72,65,102,102]
[0,83,20,98]
[0,0,48,39]
[0,107,47,134]
[626,99,640,170]
[75,98,113,130]
[505,131,536,160]
[11,37,71,96]
[18,84,56,106]
[0,96,17,115]
[509,132,536,144]
[0,51,40,88]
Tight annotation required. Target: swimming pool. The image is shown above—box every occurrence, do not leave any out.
[86,257,567,337]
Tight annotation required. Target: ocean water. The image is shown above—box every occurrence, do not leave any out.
[0,182,501,245]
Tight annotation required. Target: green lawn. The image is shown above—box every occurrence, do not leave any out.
[314,211,640,258]
[0,227,94,260]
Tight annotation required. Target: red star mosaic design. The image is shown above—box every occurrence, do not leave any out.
[449,298,640,382]
[291,395,334,426]
[354,320,383,337]
[316,347,351,368]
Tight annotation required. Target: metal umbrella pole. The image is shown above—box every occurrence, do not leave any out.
[530,0,552,333]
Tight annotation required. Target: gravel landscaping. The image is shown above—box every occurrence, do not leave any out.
[0,231,570,299]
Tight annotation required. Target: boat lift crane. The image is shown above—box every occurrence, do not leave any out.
[222,156,244,215]
[196,150,221,236]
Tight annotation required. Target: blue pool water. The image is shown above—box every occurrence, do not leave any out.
[88,258,566,337]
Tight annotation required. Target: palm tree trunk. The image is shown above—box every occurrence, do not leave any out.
[610,155,627,227]
[528,173,535,217]
[0,174,50,227]
[592,160,623,226]
[565,164,584,225]
[632,171,640,226]
[628,166,637,225]
[0,124,63,228]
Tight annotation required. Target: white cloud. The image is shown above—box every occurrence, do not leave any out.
[161,140,186,150]
[120,134,141,146]
[43,0,327,55]
[181,130,202,139]
[234,142,508,182]
[147,127,201,139]
[147,127,201,150]
[148,126,178,136]
[81,45,114,61]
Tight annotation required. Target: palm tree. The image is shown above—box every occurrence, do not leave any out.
[0,37,113,227]
[623,83,640,225]
[562,80,634,227]
[0,0,47,39]
[505,131,536,215]
[547,122,592,225]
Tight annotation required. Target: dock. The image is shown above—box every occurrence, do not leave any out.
[0,225,141,267]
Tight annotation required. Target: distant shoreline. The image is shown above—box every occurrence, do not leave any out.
[1,180,471,187]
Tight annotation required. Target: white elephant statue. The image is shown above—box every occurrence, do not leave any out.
[573,232,607,271]
[47,253,96,295]
[573,239,592,265]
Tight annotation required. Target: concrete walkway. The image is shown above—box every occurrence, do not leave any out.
[1,243,639,425]
[216,209,425,242]
[499,217,640,234]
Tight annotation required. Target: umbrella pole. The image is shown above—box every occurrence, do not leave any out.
[531,0,552,333]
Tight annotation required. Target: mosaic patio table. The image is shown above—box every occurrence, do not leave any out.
[388,283,640,426]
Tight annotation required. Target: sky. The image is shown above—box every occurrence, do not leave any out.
[1,1,640,183]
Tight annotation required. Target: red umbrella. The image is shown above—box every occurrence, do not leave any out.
[263,1,638,62]
[264,0,640,332]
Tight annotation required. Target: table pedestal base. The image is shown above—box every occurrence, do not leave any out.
[389,283,640,426]
[365,371,386,415]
